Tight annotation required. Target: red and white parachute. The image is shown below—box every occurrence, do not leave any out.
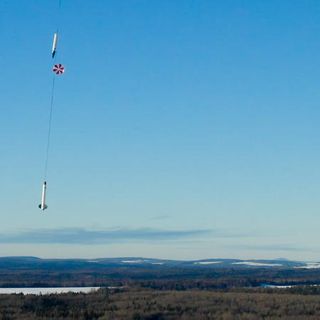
[53,63,65,75]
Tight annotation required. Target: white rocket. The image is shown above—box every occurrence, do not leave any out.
[52,33,58,58]
[39,181,48,210]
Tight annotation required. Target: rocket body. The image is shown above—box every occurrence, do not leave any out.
[52,33,58,58]
[39,181,48,210]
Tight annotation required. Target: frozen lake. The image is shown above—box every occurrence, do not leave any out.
[0,287,100,295]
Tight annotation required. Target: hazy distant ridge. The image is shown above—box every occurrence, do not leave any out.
[0,256,311,269]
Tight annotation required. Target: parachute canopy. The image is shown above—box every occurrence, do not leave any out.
[53,64,65,75]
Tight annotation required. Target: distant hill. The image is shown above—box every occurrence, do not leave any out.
[0,256,313,270]
[0,256,319,288]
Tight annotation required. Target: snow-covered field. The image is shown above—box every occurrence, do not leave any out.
[0,287,100,295]
[194,261,222,265]
[232,261,282,267]
[295,263,320,269]
[122,260,144,264]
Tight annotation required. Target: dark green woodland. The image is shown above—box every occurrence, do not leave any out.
[2,286,320,319]
[1,257,320,319]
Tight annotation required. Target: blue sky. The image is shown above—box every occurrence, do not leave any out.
[1,0,320,260]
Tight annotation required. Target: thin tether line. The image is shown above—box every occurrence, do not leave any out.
[43,0,62,180]
[44,75,56,180]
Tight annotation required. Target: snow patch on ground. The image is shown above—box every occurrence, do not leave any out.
[232,261,282,267]
[122,259,165,265]
[295,263,320,269]
[194,261,222,265]
[0,287,100,295]
[121,260,145,264]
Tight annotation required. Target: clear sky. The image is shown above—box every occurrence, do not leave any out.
[1,0,320,260]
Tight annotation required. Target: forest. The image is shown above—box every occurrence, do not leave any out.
[1,264,320,289]
[1,258,320,318]
[2,286,320,319]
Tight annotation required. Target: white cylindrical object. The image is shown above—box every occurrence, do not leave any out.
[40,181,47,210]
[52,33,58,56]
